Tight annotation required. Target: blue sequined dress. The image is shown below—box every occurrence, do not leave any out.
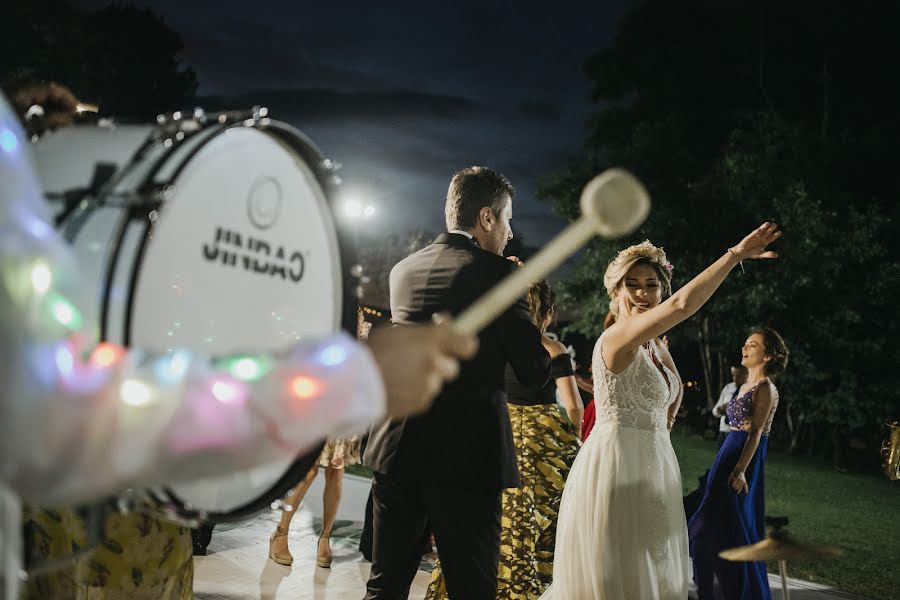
[687,382,778,600]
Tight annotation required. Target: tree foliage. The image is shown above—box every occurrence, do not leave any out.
[1,0,197,118]
[540,0,900,463]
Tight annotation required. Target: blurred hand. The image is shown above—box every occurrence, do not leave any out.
[367,320,478,418]
[506,255,524,267]
[728,469,749,494]
[730,222,781,261]
[566,406,584,431]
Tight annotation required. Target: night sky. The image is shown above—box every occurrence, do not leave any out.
[72,0,634,247]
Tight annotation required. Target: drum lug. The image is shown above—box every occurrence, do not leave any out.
[321,158,342,172]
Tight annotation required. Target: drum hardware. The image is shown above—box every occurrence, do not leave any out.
[881,420,900,480]
[46,162,119,226]
[720,516,841,600]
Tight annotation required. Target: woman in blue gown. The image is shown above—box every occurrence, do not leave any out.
[688,327,789,600]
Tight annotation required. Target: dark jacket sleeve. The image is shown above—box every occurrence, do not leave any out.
[495,293,551,388]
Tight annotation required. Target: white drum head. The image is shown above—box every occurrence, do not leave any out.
[131,126,342,355]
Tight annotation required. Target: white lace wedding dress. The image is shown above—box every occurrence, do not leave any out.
[541,334,690,599]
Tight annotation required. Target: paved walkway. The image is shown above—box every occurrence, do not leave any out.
[193,474,869,600]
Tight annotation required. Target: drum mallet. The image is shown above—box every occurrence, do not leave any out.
[454,168,651,335]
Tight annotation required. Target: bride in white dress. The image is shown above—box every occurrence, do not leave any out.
[541,224,781,599]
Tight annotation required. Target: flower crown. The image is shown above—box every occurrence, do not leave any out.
[613,240,673,274]
[604,240,674,303]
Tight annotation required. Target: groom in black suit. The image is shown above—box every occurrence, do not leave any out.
[363,167,551,600]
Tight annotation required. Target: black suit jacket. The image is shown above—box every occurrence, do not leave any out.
[364,233,550,491]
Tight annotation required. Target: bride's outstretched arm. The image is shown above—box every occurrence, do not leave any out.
[603,223,781,364]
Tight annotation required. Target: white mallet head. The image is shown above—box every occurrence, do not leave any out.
[580,168,651,238]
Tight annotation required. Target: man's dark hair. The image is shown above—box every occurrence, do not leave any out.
[444,166,514,231]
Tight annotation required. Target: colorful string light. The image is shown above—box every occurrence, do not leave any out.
[289,375,319,399]
[48,293,82,329]
[91,342,125,368]
[154,350,191,384]
[318,344,347,366]
[221,356,272,382]
[120,379,154,407]
[30,261,52,295]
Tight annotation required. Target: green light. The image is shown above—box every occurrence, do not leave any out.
[48,293,83,330]
[222,355,273,382]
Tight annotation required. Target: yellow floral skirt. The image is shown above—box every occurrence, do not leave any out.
[318,435,361,469]
[425,403,580,600]
[21,505,192,600]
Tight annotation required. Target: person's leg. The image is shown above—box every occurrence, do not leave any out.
[316,466,344,567]
[191,521,215,556]
[364,472,429,600]
[424,486,502,600]
[359,485,375,561]
[269,464,319,565]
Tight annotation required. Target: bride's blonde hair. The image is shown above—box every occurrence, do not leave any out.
[603,240,673,327]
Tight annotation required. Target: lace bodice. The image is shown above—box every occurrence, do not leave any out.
[592,334,681,432]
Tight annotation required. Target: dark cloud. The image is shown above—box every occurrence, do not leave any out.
[517,101,562,122]
[199,88,481,122]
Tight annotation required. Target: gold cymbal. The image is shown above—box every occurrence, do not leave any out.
[720,535,841,562]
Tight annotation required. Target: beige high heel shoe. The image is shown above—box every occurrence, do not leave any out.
[268,525,293,566]
[316,536,332,568]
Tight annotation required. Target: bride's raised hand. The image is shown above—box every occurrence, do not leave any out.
[729,222,781,261]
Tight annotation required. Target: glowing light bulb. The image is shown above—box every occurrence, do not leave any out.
[31,261,52,295]
[226,357,265,381]
[55,344,74,377]
[211,380,243,404]
[318,344,347,366]
[290,375,320,399]
[0,128,18,153]
[91,342,124,368]
[48,294,81,329]
[121,379,154,406]
[155,350,191,383]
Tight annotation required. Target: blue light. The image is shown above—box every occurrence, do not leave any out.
[55,344,75,378]
[318,344,347,366]
[0,128,18,154]
[155,350,192,384]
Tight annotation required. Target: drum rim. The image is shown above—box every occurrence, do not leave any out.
[171,441,327,524]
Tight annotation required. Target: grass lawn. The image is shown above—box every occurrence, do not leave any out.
[673,433,899,599]
[346,436,898,598]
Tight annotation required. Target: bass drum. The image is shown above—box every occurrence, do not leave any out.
[31,111,356,522]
